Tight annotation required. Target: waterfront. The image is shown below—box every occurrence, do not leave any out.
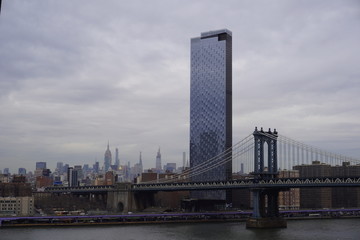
[0,218,359,240]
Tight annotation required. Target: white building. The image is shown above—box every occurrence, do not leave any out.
[0,196,34,216]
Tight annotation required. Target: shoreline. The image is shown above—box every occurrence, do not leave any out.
[0,218,243,228]
[1,210,360,228]
[2,217,359,228]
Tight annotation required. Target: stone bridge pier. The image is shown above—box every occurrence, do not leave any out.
[106,183,155,213]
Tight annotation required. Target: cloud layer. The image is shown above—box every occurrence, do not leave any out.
[1,0,359,173]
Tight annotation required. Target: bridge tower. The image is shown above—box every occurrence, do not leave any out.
[246,127,287,228]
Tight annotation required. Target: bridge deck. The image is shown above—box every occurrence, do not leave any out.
[44,177,360,193]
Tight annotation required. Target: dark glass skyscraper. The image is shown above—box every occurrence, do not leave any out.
[67,167,78,187]
[190,29,232,201]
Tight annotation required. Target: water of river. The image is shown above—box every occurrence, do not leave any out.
[0,218,359,240]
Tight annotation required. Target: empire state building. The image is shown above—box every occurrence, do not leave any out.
[104,142,112,172]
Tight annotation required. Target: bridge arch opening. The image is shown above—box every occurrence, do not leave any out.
[117,202,124,212]
[264,142,269,171]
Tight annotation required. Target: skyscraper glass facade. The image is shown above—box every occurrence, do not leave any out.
[190,29,232,201]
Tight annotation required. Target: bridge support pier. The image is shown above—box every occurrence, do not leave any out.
[246,188,286,228]
[246,127,287,228]
[106,183,138,213]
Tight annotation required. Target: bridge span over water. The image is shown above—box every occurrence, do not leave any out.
[43,128,360,228]
[45,176,360,193]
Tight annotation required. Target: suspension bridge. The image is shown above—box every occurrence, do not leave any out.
[45,127,360,228]
[133,127,360,228]
[134,127,360,186]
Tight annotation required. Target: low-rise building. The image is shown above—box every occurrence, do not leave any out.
[0,196,34,216]
[105,171,115,185]
[0,174,10,183]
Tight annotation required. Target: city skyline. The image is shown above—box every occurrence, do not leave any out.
[1,1,359,172]
[2,143,182,174]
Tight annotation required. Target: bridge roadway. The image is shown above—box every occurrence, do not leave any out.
[45,177,360,193]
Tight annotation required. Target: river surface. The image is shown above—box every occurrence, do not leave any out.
[0,218,359,240]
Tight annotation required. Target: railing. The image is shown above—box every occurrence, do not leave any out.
[132,177,360,191]
[43,177,360,193]
[45,185,115,193]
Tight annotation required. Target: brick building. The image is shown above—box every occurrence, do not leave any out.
[35,176,53,189]
[293,161,332,208]
[138,172,189,210]
[331,162,360,208]
[278,170,300,210]
[0,181,34,216]
[294,161,360,209]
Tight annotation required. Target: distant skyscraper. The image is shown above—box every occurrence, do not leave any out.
[67,167,78,187]
[115,148,120,169]
[83,164,89,171]
[63,164,69,175]
[183,152,186,170]
[93,161,99,174]
[156,148,162,172]
[164,163,176,173]
[42,169,51,177]
[132,152,143,178]
[190,29,232,201]
[36,162,47,170]
[56,162,64,174]
[74,165,83,181]
[18,168,27,175]
[104,142,112,172]
[139,151,143,174]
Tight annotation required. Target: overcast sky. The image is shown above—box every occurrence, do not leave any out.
[0,0,359,173]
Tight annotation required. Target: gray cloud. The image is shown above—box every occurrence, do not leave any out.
[0,0,359,173]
